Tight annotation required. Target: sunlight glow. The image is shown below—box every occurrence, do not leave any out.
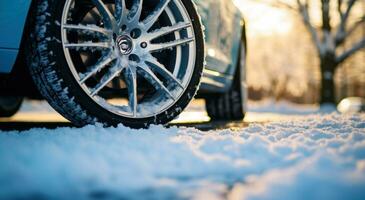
[234,0,293,36]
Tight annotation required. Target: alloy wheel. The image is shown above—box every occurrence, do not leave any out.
[61,0,197,118]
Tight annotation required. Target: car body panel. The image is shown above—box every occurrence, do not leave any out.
[193,0,243,91]
[0,0,244,92]
[0,49,18,73]
[0,0,31,73]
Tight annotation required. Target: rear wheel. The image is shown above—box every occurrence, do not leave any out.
[28,0,204,128]
[205,41,247,120]
[0,97,23,118]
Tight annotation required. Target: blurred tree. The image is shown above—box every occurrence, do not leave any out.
[270,0,365,104]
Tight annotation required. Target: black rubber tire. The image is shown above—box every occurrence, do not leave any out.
[205,41,247,121]
[0,97,23,118]
[27,0,205,128]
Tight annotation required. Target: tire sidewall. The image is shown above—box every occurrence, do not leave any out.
[0,97,23,117]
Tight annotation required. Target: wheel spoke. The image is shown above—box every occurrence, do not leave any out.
[143,0,171,30]
[147,22,192,40]
[64,42,111,50]
[138,63,175,100]
[91,60,124,97]
[79,53,116,84]
[123,67,138,117]
[63,24,112,36]
[145,56,183,88]
[115,0,128,26]
[128,0,143,23]
[91,0,117,30]
[149,37,194,52]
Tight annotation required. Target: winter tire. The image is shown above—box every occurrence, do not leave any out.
[0,97,23,118]
[28,0,204,128]
[205,41,247,120]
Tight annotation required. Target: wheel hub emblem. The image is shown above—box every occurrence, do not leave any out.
[116,35,133,55]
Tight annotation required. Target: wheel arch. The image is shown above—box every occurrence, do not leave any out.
[240,18,248,56]
[228,17,248,89]
[237,18,247,75]
[222,17,247,90]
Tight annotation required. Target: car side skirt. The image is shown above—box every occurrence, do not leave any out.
[199,68,234,93]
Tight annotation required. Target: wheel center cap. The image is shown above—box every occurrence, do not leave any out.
[116,35,133,55]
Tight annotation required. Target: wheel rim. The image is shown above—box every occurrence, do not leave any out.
[61,0,196,118]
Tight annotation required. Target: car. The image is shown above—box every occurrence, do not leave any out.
[0,0,247,128]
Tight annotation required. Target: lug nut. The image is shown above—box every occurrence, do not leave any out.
[140,42,148,48]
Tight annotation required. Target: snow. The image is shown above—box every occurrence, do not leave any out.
[243,99,338,123]
[248,99,336,115]
[1,113,364,199]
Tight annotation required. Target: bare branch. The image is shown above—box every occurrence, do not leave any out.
[336,37,365,64]
[347,16,365,37]
[336,15,365,47]
[296,0,323,55]
[337,0,344,19]
[321,0,331,31]
[342,0,357,22]
[335,0,358,46]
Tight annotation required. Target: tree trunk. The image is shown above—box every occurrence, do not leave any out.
[319,53,337,104]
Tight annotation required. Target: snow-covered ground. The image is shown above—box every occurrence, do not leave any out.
[1,111,364,199]
[244,99,340,123]
[248,99,329,115]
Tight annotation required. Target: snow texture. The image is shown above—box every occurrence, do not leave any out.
[0,114,364,200]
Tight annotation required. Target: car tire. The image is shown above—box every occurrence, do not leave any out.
[205,41,247,120]
[0,97,23,118]
[28,0,204,128]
